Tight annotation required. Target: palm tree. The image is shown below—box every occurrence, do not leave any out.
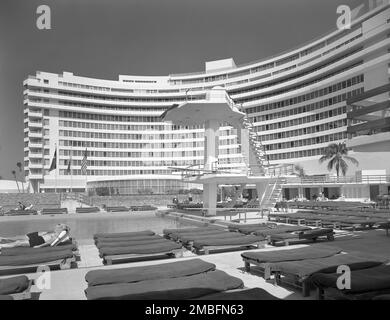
[16,162,24,193]
[319,143,359,177]
[11,170,20,193]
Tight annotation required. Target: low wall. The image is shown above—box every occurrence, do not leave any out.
[88,194,202,207]
[0,193,61,211]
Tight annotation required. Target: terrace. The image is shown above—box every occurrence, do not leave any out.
[346,83,390,152]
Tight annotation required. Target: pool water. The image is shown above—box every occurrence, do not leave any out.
[0,211,193,243]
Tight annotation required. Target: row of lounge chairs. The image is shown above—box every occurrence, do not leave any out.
[0,240,79,276]
[104,206,157,212]
[241,244,390,298]
[285,201,375,210]
[84,258,279,300]
[229,223,335,246]
[269,211,389,232]
[163,226,267,254]
[94,230,183,265]
[2,208,68,216]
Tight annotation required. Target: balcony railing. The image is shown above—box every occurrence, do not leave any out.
[285,175,390,185]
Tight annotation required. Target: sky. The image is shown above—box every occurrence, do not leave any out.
[0,0,370,180]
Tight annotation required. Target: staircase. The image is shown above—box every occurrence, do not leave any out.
[259,176,286,211]
[239,116,269,176]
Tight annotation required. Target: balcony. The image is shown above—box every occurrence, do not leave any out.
[346,83,390,152]
[29,152,43,159]
[28,131,43,138]
[29,163,43,169]
[28,109,43,118]
[28,121,43,128]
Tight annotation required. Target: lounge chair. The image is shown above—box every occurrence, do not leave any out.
[93,230,155,239]
[76,207,100,213]
[168,229,228,241]
[228,223,275,234]
[0,243,78,255]
[269,228,334,246]
[105,206,129,212]
[242,244,342,279]
[311,264,390,300]
[85,270,243,300]
[86,259,215,286]
[252,225,311,237]
[168,230,229,241]
[4,209,37,216]
[98,241,183,265]
[191,235,266,255]
[95,237,166,249]
[0,275,32,300]
[372,294,390,300]
[130,205,157,211]
[194,288,280,300]
[179,232,246,244]
[41,208,68,215]
[270,253,386,297]
[163,226,223,236]
[0,249,76,275]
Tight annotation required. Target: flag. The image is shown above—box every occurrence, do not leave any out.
[49,149,57,172]
[81,148,88,175]
[66,155,72,174]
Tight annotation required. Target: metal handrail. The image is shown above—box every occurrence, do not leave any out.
[285,174,390,184]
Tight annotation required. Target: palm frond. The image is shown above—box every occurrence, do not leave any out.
[343,155,359,167]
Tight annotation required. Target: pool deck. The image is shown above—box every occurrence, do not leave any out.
[1,226,388,300]
[1,205,389,300]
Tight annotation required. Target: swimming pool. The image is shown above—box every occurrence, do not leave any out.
[0,211,194,243]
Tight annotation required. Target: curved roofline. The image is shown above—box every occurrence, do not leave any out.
[168,2,390,79]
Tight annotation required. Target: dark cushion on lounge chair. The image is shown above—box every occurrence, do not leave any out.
[85,270,243,300]
[95,235,163,244]
[192,235,265,249]
[163,227,223,236]
[169,230,227,241]
[253,226,311,237]
[272,254,384,278]
[95,234,163,243]
[180,232,245,243]
[94,230,155,239]
[228,224,274,234]
[311,264,390,294]
[86,259,216,286]
[241,244,342,263]
[194,288,280,300]
[0,244,77,256]
[96,238,166,249]
[0,276,30,295]
[99,242,182,257]
[270,228,334,241]
[0,249,74,266]
[372,294,390,300]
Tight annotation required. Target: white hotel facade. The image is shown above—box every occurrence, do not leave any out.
[23,3,390,194]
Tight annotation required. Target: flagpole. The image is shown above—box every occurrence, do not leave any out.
[55,143,58,194]
[70,144,73,194]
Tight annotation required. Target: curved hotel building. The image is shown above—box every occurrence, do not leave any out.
[23,3,390,194]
